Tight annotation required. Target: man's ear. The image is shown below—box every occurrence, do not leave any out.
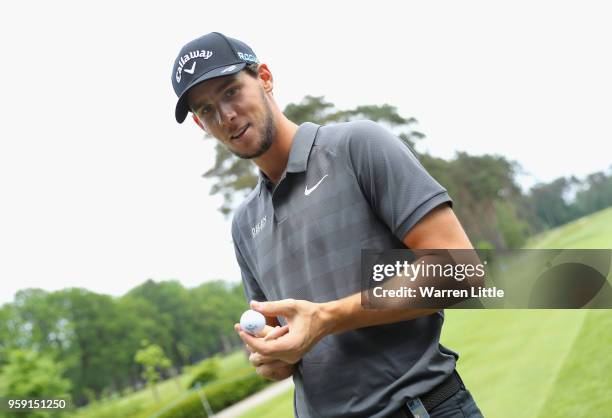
[191,113,206,132]
[257,63,274,93]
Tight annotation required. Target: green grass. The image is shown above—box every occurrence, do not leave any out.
[68,349,250,418]
[238,207,612,418]
[239,387,295,418]
[535,309,612,418]
[526,206,612,249]
[443,310,590,418]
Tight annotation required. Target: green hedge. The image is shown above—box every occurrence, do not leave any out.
[187,358,220,389]
[157,372,271,418]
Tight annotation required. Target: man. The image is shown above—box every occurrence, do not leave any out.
[171,32,484,418]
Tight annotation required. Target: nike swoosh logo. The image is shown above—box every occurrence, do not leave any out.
[184,62,196,74]
[304,174,329,196]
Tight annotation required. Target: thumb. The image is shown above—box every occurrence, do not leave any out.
[251,299,296,316]
[264,325,290,341]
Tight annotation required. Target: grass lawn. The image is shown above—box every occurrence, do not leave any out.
[239,387,295,418]
[238,207,612,418]
[535,309,612,418]
[525,206,612,249]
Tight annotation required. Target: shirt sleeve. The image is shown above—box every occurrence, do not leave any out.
[344,120,453,241]
[231,219,268,303]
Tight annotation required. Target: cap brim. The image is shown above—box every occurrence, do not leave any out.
[175,62,247,123]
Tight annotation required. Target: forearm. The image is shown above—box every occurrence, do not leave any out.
[317,251,478,336]
[318,292,439,337]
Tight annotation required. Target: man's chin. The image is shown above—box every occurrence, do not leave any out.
[232,138,273,160]
[231,144,266,160]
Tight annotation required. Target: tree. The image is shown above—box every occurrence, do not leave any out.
[11,289,67,355]
[0,304,19,368]
[46,288,147,404]
[187,281,247,358]
[134,342,172,403]
[0,349,71,418]
[420,152,529,248]
[574,170,612,216]
[523,169,612,233]
[126,280,192,368]
[0,280,257,409]
[528,177,579,229]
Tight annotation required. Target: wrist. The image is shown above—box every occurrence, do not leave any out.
[317,297,352,337]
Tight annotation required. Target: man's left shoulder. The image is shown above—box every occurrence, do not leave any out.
[318,119,412,162]
[316,119,392,152]
[318,119,386,140]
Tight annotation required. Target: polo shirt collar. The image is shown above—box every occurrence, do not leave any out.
[257,122,320,193]
[286,122,320,173]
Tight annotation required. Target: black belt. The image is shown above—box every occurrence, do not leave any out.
[393,370,465,417]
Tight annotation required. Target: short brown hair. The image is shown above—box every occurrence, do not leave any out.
[243,62,259,77]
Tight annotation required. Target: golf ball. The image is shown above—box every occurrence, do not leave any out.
[240,310,266,335]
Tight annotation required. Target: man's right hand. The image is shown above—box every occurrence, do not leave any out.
[250,352,295,381]
[234,324,295,381]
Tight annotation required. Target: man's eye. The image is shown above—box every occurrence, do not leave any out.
[201,105,213,115]
[225,87,238,97]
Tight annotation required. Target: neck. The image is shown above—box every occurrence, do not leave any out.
[253,111,299,184]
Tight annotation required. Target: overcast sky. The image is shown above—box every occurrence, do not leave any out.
[1,1,610,305]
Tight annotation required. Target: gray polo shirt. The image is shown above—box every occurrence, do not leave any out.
[232,120,458,418]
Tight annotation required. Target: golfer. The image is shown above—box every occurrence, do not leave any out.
[172,32,484,418]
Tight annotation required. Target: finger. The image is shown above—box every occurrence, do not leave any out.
[256,360,292,379]
[257,360,289,371]
[249,352,278,366]
[256,364,280,380]
[264,325,289,341]
[253,328,267,337]
[239,330,281,356]
[238,331,264,353]
[249,352,261,367]
[250,299,296,317]
[261,324,276,334]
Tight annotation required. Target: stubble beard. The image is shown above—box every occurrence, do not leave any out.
[232,92,276,160]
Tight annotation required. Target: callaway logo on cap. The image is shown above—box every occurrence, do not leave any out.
[171,32,259,123]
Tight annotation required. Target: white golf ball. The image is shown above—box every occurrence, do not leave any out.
[240,310,266,335]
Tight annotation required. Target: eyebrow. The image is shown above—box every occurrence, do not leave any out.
[190,76,238,112]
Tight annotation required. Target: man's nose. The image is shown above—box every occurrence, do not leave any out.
[217,102,237,127]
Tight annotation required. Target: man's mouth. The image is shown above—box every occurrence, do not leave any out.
[230,124,250,140]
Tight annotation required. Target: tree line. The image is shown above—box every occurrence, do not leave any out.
[0,280,246,406]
